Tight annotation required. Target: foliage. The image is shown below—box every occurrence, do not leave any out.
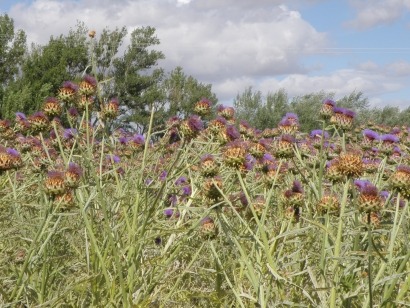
[234,87,410,131]
[1,78,410,307]
[0,14,27,116]
[0,14,27,86]
[161,66,218,119]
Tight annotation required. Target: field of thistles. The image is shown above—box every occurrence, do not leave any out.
[0,78,409,307]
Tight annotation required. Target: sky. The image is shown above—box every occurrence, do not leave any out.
[2,0,410,109]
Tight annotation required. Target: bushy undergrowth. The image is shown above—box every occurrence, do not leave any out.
[0,79,409,307]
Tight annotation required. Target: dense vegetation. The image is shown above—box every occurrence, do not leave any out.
[0,14,410,307]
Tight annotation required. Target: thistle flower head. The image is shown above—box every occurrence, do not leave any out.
[194,98,212,116]
[68,106,79,117]
[200,216,216,236]
[175,176,188,186]
[310,129,329,139]
[280,134,295,143]
[380,190,389,200]
[354,179,372,190]
[361,184,379,196]
[15,112,27,121]
[357,181,383,212]
[63,128,77,140]
[6,148,20,158]
[363,129,379,141]
[118,136,129,145]
[132,134,145,145]
[283,113,299,123]
[239,120,251,129]
[334,107,355,118]
[217,105,235,119]
[62,81,79,92]
[106,154,121,164]
[83,75,97,87]
[323,98,336,107]
[67,162,83,177]
[226,125,240,140]
[291,180,303,193]
[380,134,399,143]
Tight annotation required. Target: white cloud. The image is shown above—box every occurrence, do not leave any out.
[5,0,410,109]
[256,67,408,107]
[346,0,410,29]
[8,0,327,93]
[386,60,410,76]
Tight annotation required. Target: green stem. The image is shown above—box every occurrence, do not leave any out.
[329,179,350,308]
[367,212,373,308]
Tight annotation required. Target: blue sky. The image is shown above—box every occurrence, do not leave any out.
[2,0,410,109]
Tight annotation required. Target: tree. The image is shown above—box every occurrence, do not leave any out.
[290,91,335,132]
[161,66,218,119]
[1,22,88,117]
[259,89,290,128]
[0,14,26,117]
[233,86,263,126]
[111,26,166,133]
[234,87,291,130]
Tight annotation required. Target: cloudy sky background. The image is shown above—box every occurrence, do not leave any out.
[2,0,410,108]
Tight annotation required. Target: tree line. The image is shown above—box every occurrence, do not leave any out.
[234,87,410,132]
[1,14,409,133]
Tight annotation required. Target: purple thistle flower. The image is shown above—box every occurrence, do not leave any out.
[132,134,145,145]
[175,176,188,186]
[278,118,292,126]
[390,127,401,135]
[239,192,249,207]
[361,184,379,196]
[226,125,240,140]
[322,98,336,107]
[310,129,329,139]
[393,146,401,154]
[159,170,167,181]
[354,179,371,190]
[363,129,379,141]
[63,128,78,140]
[164,208,175,218]
[188,115,204,131]
[201,154,214,162]
[181,185,192,196]
[215,116,227,125]
[106,154,121,163]
[31,111,47,118]
[281,134,295,143]
[380,134,399,143]
[216,104,225,112]
[397,165,410,174]
[118,136,129,145]
[62,81,79,91]
[47,170,64,179]
[68,107,79,117]
[259,138,272,148]
[262,153,274,163]
[168,194,178,206]
[333,107,355,118]
[83,75,97,86]
[6,148,20,158]
[68,162,83,177]
[201,216,214,225]
[380,190,389,200]
[240,120,251,129]
[284,113,299,122]
[291,180,303,193]
[15,112,27,120]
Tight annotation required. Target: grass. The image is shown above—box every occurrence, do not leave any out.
[0,86,410,307]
